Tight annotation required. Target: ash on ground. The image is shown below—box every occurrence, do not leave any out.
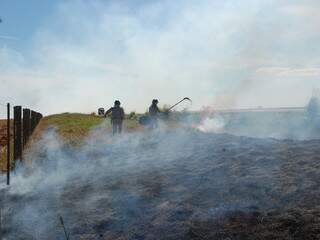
[1,121,320,239]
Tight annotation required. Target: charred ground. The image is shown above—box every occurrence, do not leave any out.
[1,112,320,239]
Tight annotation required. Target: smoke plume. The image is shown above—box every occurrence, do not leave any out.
[1,120,320,239]
[1,0,320,116]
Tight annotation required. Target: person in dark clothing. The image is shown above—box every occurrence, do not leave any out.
[149,99,161,129]
[105,100,125,135]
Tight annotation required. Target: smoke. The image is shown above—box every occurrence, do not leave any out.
[1,0,320,116]
[0,127,260,236]
[190,107,320,140]
[196,115,226,133]
[1,119,319,239]
[306,89,320,120]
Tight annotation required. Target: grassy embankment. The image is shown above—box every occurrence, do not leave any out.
[34,111,185,144]
[0,113,141,170]
[0,111,188,169]
[32,112,141,144]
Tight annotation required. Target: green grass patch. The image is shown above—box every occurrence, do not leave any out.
[0,113,142,168]
[38,113,141,145]
[44,113,104,132]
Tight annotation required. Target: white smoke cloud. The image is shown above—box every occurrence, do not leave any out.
[196,116,226,133]
[2,115,319,238]
[0,0,320,116]
[0,124,283,238]
[256,67,320,77]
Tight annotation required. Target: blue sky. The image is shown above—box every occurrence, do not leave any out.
[0,0,320,115]
[0,0,60,49]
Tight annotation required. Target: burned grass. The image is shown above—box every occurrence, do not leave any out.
[1,129,320,239]
[187,208,320,240]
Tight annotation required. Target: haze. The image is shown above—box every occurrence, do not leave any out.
[0,0,319,116]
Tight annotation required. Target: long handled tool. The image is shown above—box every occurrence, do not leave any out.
[138,97,192,126]
[59,216,70,240]
[168,97,192,111]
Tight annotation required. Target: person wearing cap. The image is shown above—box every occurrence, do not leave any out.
[148,99,161,129]
[105,100,125,135]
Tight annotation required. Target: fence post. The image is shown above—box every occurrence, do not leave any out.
[13,106,22,161]
[35,112,40,125]
[7,103,10,185]
[23,108,31,147]
[30,110,37,133]
[38,113,43,126]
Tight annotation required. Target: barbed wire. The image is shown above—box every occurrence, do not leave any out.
[0,103,43,116]
[0,103,15,109]
[0,103,15,116]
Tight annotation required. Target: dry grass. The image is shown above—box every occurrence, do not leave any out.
[32,113,105,144]
[0,119,8,146]
[1,113,142,169]
[31,112,142,145]
[0,119,13,171]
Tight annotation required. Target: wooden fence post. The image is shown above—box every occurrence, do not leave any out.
[35,112,40,125]
[13,106,22,161]
[23,108,31,147]
[30,110,37,133]
[38,113,43,126]
[7,103,10,185]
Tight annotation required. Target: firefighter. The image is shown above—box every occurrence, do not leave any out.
[149,99,161,129]
[105,100,125,135]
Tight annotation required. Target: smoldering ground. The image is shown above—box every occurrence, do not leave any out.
[1,120,320,239]
[194,110,320,140]
[192,97,320,140]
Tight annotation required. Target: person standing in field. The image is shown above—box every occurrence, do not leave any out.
[149,99,161,129]
[105,100,125,135]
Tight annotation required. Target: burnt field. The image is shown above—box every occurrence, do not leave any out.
[1,119,320,239]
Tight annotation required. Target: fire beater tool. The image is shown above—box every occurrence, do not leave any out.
[59,216,70,240]
[139,97,192,126]
[167,97,192,111]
